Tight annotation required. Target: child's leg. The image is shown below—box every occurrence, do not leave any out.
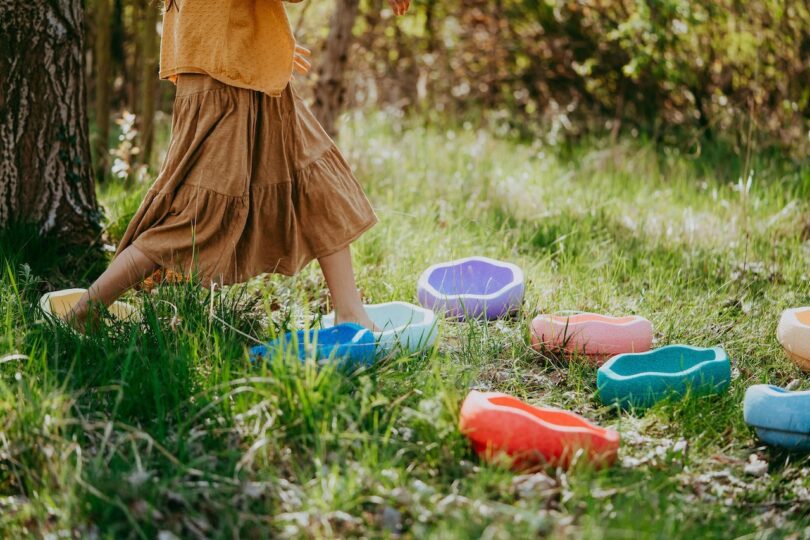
[318,247,377,331]
[68,245,159,325]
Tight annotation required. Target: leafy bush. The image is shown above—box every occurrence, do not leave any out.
[345,0,810,155]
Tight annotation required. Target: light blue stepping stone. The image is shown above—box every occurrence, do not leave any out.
[323,301,438,355]
[744,384,810,451]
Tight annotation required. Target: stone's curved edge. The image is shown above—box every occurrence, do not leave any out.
[322,301,439,353]
[597,345,730,409]
[744,384,810,450]
[777,308,810,371]
[417,256,525,321]
[459,390,620,469]
[530,313,653,361]
[249,323,377,367]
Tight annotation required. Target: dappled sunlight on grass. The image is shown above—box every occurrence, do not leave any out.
[1,111,809,536]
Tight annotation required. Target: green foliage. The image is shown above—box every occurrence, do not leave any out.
[334,0,810,154]
[0,223,107,287]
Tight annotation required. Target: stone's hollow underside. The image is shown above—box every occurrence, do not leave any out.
[0,0,100,243]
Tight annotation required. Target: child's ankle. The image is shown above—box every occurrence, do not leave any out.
[335,309,364,324]
[335,309,378,332]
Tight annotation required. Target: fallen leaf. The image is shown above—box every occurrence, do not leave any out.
[744,454,769,477]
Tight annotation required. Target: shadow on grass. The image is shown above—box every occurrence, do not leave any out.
[0,222,107,288]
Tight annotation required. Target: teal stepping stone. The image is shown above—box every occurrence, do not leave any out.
[597,345,731,410]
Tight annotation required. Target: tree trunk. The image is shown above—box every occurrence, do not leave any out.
[312,0,360,138]
[0,0,101,243]
[111,0,126,108]
[129,0,143,117]
[94,0,112,181]
[139,0,159,165]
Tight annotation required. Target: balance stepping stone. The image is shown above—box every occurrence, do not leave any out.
[40,288,139,322]
[459,390,619,469]
[744,384,810,451]
[323,301,438,355]
[531,312,652,363]
[777,307,810,371]
[249,323,376,369]
[597,345,730,410]
[417,256,524,320]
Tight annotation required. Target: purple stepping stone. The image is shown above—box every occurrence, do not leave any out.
[417,256,525,320]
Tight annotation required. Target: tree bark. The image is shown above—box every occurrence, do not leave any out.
[312,0,360,138]
[0,0,101,243]
[129,0,143,117]
[111,0,126,108]
[139,0,159,165]
[94,0,112,181]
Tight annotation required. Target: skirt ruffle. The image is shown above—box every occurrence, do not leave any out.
[116,74,377,285]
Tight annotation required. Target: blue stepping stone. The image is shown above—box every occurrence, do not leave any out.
[250,323,376,369]
[744,384,810,451]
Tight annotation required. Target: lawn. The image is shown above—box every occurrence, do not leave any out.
[2,111,810,538]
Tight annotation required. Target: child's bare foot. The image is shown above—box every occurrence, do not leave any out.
[62,304,94,334]
[317,247,379,331]
[60,295,104,334]
[336,310,380,333]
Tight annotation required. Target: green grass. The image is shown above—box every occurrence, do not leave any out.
[2,111,810,538]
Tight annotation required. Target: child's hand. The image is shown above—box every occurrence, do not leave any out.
[293,44,312,76]
[387,0,410,15]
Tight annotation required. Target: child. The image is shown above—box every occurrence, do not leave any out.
[69,0,411,329]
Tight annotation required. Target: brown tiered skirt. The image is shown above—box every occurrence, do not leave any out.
[116,74,377,285]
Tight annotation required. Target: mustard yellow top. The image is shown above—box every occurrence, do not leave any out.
[160,0,301,97]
